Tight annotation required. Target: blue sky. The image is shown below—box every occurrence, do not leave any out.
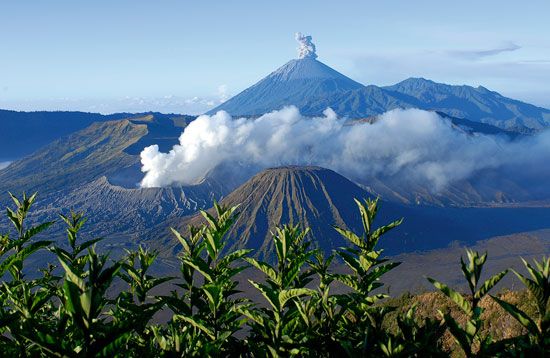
[1,0,549,113]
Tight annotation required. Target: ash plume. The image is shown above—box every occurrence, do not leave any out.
[295,32,318,59]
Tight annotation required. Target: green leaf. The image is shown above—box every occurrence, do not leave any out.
[171,227,190,253]
[428,277,472,315]
[181,257,212,282]
[149,276,175,289]
[30,289,52,312]
[355,198,373,234]
[282,256,310,288]
[8,192,22,208]
[475,270,508,299]
[273,228,288,263]
[75,238,104,255]
[370,218,403,241]
[79,289,93,321]
[364,262,400,286]
[22,221,55,241]
[513,270,546,312]
[21,332,65,357]
[203,231,218,260]
[461,256,476,294]
[96,332,133,357]
[279,288,315,307]
[200,208,218,230]
[333,226,363,248]
[203,283,223,312]
[219,248,252,267]
[0,254,19,276]
[442,312,472,355]
[6,207,20,232]
[238,306,265,326]
[249,280,279,310]
[96,262,122,288]
[491,295,540,335]
[337,251,363,275]
[245,258,278,283]
[58,257,86,291]
[17,240,52,261]
[334,273,359,291]
[62,280,84,322]
[175,315,215,340]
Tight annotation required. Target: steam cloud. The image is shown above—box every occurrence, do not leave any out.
[295,33,317,59]
[140,107,550,193]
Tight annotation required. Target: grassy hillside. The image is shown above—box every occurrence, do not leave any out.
[0,110,194,162]
[0,119,147,194]
[384,290,538,356]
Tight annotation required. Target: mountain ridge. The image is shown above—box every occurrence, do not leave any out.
[209,60,550,131]
[0,109,195,162]
[384,78,550,130]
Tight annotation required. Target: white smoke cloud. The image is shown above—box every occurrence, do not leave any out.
[139,107,550,191]
[295,33,318,59]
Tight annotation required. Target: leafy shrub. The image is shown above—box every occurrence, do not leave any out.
[0,193,548,357]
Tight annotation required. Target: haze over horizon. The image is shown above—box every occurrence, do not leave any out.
[1,0,549,114]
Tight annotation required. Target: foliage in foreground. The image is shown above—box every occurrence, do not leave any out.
[0,193,548,357]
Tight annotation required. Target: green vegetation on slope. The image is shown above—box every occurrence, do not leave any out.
[0,193,548,357]
[0,120,147,194]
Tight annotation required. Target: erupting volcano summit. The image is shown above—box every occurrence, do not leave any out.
[207,33,363,116]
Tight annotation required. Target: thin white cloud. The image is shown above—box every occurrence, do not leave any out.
[449,42,521,60]
[517,60,550,64]
[217,84,230,103]
[0,95,218,115]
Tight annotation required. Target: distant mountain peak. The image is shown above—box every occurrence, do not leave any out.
[389,77,444,91]
[269,58,360,82]
[390,77,498,96]
[401,77,437,84]
[207,36,550,130]
[207,57,363,116]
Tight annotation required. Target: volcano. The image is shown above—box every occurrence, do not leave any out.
[209,34,550,131]
[166,166,424,258]
[208,58,364,117]
[155,166,550,260]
